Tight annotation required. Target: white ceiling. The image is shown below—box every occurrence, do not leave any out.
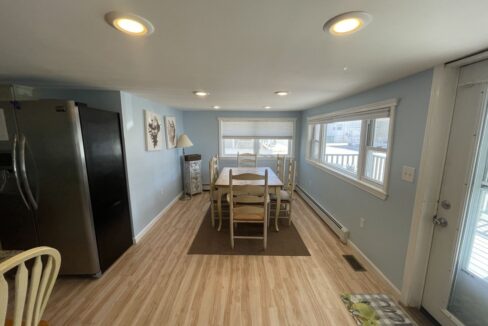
[1,0,488,111]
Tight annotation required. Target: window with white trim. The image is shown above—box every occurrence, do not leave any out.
[306,99,397,199]
[219,118,295,157]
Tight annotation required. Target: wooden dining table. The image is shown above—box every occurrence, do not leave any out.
[214,167,284,232]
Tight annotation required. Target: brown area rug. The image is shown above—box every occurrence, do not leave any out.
[188,209,310,256]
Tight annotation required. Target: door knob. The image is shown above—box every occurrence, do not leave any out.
[433,215,448,227]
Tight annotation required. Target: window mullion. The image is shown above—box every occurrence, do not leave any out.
[358,120,368,180]
[319,124,325,163]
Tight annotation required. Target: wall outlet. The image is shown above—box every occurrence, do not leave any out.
[360,217,365,228]
[401,166,416,183]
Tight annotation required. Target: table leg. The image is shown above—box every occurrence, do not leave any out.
[275,187,281,232]
[217,187,223,231]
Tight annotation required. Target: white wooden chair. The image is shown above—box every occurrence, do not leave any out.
[209,155,220,227]
[237,152,257,167]
[228,169,269,249]
[0,247,61,326]
[271,158,296,225]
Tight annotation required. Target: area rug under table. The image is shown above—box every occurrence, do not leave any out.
[341,293,416,326]
[188,209,310,256]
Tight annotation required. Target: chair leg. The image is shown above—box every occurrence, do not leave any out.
[288,201,293,226]
[210,200,215,227]
[230,221,234,249]
[263,220,267,249]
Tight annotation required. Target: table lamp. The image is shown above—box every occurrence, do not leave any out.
[176,133,193,154]
[177,133,194,200]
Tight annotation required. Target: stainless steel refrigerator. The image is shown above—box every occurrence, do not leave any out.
[0,99,133,275]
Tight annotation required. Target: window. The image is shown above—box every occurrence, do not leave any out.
[306,99,397,199]
[219,118,295,157]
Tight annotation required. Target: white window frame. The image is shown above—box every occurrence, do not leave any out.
[306,99,397,200]
[218,117,296,158]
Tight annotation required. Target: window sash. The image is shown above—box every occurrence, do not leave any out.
[221,138,292,157]
[306,99,396,197]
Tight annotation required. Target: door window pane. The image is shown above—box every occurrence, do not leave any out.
[448,122,488,325]
[323,120,361,175]
[223,139,255,155]
[258,139,290,155]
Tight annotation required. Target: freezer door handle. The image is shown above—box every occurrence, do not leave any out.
[12,134,30,210]
[19,134,38,210]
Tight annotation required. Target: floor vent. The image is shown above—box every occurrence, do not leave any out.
[343,255,366,272]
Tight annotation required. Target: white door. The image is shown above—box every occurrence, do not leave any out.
[422,61,488,325]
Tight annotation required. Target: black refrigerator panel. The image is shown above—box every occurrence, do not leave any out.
[0,101,39,250]
[78,106,133,272]
[13,100,100,275]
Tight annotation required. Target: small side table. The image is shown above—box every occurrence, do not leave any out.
[183,154,202,197]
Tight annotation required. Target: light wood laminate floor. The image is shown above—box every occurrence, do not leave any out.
[43,193,426,325]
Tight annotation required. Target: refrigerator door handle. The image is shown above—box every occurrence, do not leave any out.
[12,133,31,210]
[19,134,38,210]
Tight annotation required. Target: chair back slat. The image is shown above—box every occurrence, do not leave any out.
[0,247,61,326]
[25,257,42,326]
[209,156,219,187]
[13,263,28,326]
[0,275,7,323]
[285,158,297,196]
[276,155,285,181]
[34,256,53,324]
[237,153,257,167]
[231,173,265,181]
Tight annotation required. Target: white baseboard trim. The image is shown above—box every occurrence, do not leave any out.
[134,192,182,243]
[348,240,401,299]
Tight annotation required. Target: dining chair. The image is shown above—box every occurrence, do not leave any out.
[276,155,286,181]
[228,169,269,249]
[271,158,296,225]
[1,247,61,326]
[209,155,220,227]
[237,152,257,167]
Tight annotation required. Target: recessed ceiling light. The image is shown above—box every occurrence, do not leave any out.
[274,91,289,96]
[193,90,209,97]
[213,105,220,110]
[264,106,271,110]
[343,66,348,71]
[324,11,372,36]
[105,11,154,36]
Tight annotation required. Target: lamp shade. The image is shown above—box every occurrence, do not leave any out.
[176,133,194,148]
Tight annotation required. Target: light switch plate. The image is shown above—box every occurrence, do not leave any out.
[402,166,415,182]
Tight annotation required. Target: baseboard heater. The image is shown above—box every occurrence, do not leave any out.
[295,185,349,244]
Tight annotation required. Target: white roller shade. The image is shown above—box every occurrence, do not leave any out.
[308,98,397,124]
[220,119,295,139]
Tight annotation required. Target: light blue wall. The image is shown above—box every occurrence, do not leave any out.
[182,110,301,184]
[298,70,433,288]
[120,92,184,236]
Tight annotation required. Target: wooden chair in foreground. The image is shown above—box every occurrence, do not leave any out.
[271,158,297,225]
[0,247,61,326]
[237,152,257,167]
[209,155,220,227]
[228,169,269,249]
